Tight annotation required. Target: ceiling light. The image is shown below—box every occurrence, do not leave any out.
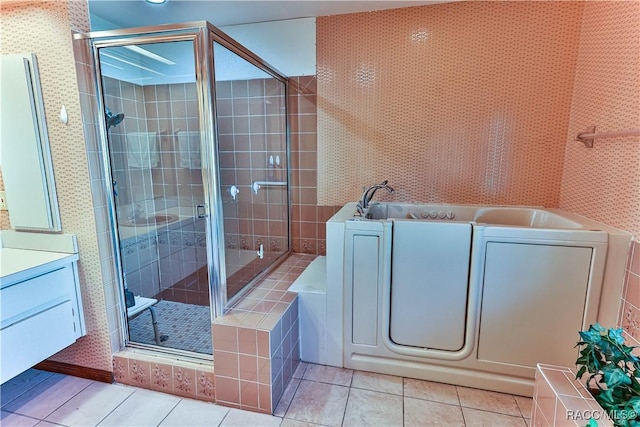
[123,45,175,65]
[145,0,167,4]
[100,52,167,76]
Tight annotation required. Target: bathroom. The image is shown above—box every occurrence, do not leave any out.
[0,0,638,426]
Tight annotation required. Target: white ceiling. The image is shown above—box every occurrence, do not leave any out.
[88,0,450,29]
[88,1,455,85]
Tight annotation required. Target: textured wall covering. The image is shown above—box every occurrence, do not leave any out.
[0,169,9,229]
[559,1,640,237]
[317,2,584,207]
[0,1,113,372]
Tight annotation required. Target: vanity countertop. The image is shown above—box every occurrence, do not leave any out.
[0,248,79,288]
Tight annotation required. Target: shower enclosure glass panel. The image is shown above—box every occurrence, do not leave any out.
[99,40,213,355]
[213,42,289,304]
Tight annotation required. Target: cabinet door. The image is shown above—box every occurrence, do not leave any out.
[478,242,592,368]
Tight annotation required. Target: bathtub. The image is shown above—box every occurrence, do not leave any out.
[320,202,631,396]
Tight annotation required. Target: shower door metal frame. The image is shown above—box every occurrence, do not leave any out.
[77,21,291,356]
[206,22,292,309]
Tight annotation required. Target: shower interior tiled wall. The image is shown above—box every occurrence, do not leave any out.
[104,77,209,306]
[104,74,296,303]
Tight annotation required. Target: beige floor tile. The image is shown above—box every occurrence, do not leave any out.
[281,419,328,427]
[1,374,92,419]
[219,408,282,426]
[514,396,533,418]
[0,411,40,427]
[462,407,527,426]
[404,378,459,405]
[1,370,54,408]
[457,386,521,417]
[293,362,308,379]
[351,371,403,395]
[274,378,301,417]
[404,397,465,427]
[285,380,349,427]
[45,382,134,426]
[302,364,353,387]
[97,388,180,426]
[160,398,229,426]
[343,388,403,427]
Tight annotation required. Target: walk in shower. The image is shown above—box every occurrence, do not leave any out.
[75,22,289,356]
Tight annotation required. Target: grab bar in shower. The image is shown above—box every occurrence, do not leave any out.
[252,180,287,194]
[576,126,640,148]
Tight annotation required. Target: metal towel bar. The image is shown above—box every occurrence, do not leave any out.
[252,180,287,194]
[576,126,640,148]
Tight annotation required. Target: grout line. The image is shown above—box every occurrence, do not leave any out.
[155,397,183,427]
[0,411,42,425]
[40,377,94,422]
[0,369,55,410]
[340,386,352,427]
[93,386,139,426]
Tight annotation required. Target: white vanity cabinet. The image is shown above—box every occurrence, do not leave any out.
[0,233,85,384]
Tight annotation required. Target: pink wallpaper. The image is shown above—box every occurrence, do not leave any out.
[317,2,584,207]
[559,1,640,237]
[1,0,114,372]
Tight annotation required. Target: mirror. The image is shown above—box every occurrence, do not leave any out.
[0,53,61,231]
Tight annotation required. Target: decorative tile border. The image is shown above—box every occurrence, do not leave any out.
[112,350,215,403]
[533,364,613,427]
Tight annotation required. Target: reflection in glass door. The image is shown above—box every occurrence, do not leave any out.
[213,42,289,304]
[99,40,212,355]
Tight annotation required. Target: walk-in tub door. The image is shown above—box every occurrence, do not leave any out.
[389,220,472,351]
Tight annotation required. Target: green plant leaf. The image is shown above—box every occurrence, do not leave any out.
[625,396,640,414]
[610,328,627,345]
[603,365,633,388]
[586,418,598,427]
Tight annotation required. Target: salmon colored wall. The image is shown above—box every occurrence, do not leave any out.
[559,1,640,238]
[317,2,584,207]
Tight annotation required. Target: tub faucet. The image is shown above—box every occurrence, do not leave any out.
[356,180,395,217]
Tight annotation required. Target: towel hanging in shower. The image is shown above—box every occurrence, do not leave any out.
[126,132,159,168]
[177,131,201,169]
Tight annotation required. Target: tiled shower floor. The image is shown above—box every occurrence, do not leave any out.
[1,364,532,426]
[128,300,212,354]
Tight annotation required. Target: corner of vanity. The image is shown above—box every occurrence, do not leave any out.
[0,230,86,384]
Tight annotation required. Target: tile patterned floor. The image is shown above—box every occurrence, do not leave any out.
[1,365,532,426]
[128,300,212,354]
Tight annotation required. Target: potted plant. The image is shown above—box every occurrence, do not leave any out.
[576,323,640,426]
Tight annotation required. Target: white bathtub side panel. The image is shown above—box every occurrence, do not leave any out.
[478,242,593,368]
[326,219,345,367]
[298,292,327,364]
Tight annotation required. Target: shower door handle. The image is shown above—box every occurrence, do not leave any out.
[196,204,208,218]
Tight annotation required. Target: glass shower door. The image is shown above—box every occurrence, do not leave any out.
[98,39,213,354]
[213,42,289,304]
